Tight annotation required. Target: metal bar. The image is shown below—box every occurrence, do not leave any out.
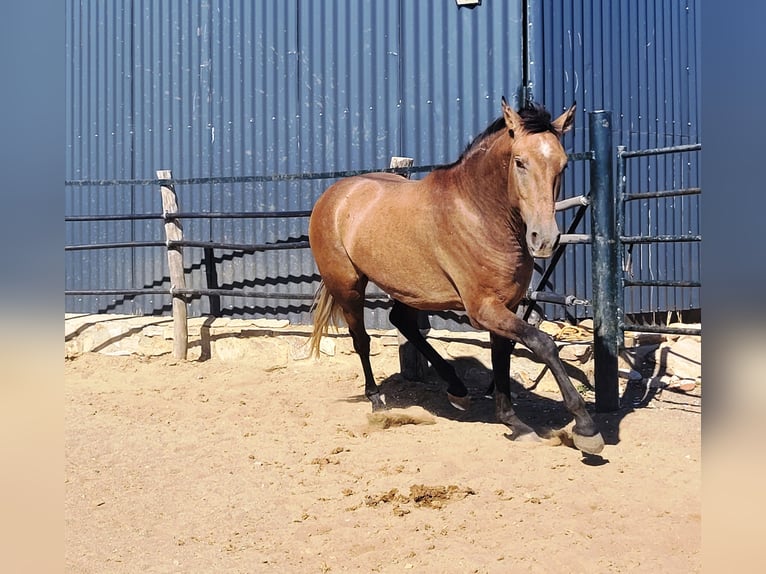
[64,288,315,300]
[558,233,591,244]
[616,146,627,355]
[65,238,312,253]
[65,287,392,301]
[526,290,589,307]
[589,111,620,412]
[66,211,314,223]
[623,187,701,201]
[619,143,702,159]
[622,323,702,336]
[66,154,591,189]
[64,163,443,188]
[568,151,595,162]
[166,210,312,219]
[65,289,169,296]
[65,213,161,222]
[169,239,310,252]
[65,241,165,251]
[624,280,701,288]
[620,235,701,244]
[174,289,316,300]
[555,194,590,211]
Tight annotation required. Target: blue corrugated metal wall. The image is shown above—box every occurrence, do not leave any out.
[66,0,701,325]
[66,0,525,327]
[527,0,701,319]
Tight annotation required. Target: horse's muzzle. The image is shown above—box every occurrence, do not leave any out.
[528,230,560,259]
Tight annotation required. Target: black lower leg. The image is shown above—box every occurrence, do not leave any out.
[491,334,537,437]
[348,323,386,411]
[486,333,513,396]
[390,301,467,398]
[521,327,599,438]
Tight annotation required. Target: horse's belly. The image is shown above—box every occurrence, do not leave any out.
[372,276,465,311]
[351,249,463,310]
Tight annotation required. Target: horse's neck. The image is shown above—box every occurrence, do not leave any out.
[449,146,524,229]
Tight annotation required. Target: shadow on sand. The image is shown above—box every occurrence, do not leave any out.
[352,354,700,458]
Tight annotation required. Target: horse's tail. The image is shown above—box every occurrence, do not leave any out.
[308,280,343,358]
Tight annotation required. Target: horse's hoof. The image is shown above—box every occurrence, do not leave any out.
[369,393,388,412]
[573,431,605,455]
[447,393,471,411]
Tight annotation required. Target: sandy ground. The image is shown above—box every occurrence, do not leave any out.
[65,329,701,573]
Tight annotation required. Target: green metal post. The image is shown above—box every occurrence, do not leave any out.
[615,146,627,349]
[589,111,620,412]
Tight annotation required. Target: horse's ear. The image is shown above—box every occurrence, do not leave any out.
[552,102,576,136]
[501,96,521,137]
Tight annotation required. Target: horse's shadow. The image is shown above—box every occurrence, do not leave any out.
[369,354,659,449]
[375,356,579,430]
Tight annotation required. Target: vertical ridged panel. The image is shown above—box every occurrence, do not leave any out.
[66,1,700,325]
[528,0,701,319]
[66,0,525,327]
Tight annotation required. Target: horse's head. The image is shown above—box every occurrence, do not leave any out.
[500,97,576,258]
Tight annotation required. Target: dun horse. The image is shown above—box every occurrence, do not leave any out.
[308,98,604,455]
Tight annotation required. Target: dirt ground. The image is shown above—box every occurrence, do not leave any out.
[65,326,701,573]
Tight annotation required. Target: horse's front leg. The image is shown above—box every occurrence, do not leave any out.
[476,302,604,454]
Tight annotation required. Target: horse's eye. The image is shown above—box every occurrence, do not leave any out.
[514,157,526,170]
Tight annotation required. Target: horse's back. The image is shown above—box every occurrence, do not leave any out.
[309,173,463,309]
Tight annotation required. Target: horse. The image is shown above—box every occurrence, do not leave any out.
[307,97,604,455]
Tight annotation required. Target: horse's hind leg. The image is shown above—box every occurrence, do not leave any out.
[335,284,387,411]
[389,300,470,411]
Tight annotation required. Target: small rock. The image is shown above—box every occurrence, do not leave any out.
[290,340,312,361]
[559,343,592,363]
[669,378,698,392]
[646,374,699,391]
[142,325,165,337]
[623,332,666,348]
[252,318,290,329]
[319,337,336,357]
[213,338,248,361]
[653,336,701,380]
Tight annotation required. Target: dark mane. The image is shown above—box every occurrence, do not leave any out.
[436,102,556,170]
[435,117,506,171]
[517,102,558,135]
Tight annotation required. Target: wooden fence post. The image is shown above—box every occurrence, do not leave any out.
[389,156,430,380]
[157,169,188,360]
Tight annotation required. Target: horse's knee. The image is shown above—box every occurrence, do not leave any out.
[522,326,557,359]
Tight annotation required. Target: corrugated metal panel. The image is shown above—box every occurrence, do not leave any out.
[66,0,701,327]
[396,0,525,330]
[66,0,525,328]
[527,0,701,319]
[66,0,138,314]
